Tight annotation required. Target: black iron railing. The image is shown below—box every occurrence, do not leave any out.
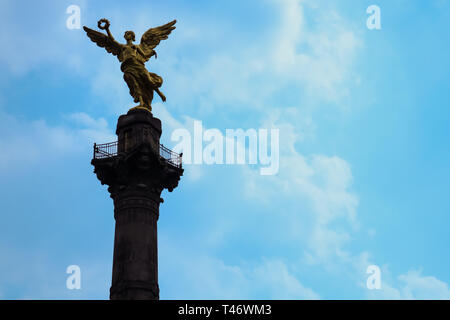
[93,141,182,168]
[160,144,182,168]
[93,141,118,159]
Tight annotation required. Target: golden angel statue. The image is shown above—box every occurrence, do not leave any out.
[83,18,176,112]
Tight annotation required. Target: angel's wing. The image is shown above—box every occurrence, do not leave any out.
[83,26,122,58]
[139,20,176,62]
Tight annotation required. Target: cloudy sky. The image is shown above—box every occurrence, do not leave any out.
[1,0,449,299]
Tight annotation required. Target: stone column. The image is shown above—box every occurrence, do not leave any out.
[91,108,183,300]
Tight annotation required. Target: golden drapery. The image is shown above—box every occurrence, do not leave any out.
[121,57,163,108]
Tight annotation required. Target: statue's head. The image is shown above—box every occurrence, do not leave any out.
[124,31,135,42]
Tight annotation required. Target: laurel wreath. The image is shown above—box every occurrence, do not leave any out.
[98,19,110,30]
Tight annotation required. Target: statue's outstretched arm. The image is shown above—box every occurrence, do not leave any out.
[100,19,121,47]
[106,28,116,43]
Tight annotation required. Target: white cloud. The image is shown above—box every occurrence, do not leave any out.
[268,0,361,102]
[241,108,450,299]
[153,0,362,115]
[0,244,109,299]
[270,0,360,100]
[251,259,320,299]
[159,238,319,299]
[241,107,358,267]
[366,269,450,300]
[90,59,131,114]
[0,0,88,76]
[398,270,450,299]
[65,112,115,143]
[0,111,114,172]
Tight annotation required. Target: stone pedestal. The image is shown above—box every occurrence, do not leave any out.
[91,109,183,300]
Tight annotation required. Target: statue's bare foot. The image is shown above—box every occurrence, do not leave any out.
[137,98,151,111]
[129,98,152,113]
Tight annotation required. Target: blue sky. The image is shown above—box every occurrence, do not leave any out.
[0,0,449,299]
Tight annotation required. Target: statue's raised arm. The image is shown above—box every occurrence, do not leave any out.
[83,19,123,60]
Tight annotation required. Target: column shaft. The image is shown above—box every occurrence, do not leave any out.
[110,191,160,300]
